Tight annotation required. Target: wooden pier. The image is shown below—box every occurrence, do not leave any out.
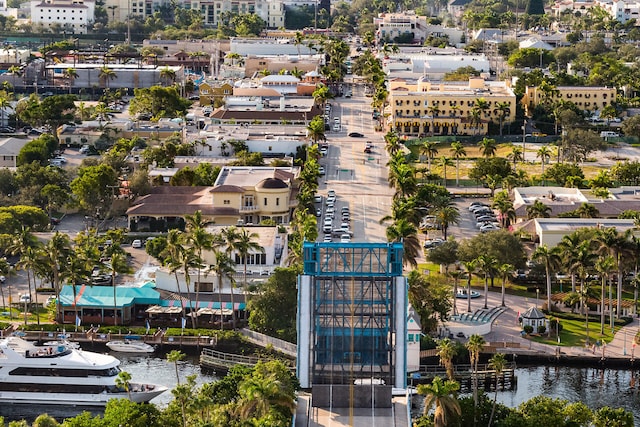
[8,329,217,349]
[200,347,295,372]
[411,362,517,392]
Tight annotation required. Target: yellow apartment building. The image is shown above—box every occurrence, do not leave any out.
[521,86,616,115]
[388,77,517,137]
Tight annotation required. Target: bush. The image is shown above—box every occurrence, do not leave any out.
[523,325,534,334]
[537,325,547,334]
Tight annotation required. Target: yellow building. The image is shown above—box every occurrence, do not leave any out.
[521,86,616,115]
[388,77,516,137]
[199,81,234,106]
[126,166,300,230]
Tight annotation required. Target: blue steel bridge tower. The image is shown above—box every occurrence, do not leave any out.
[297,242,408,399]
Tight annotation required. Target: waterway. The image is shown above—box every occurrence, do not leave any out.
[3,354,640,423]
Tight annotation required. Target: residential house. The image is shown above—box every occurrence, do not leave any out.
[374,11,429,44]
[0,137,29,168]
[388,77,516,137]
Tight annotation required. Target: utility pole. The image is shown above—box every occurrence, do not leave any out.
[126,0,131,45]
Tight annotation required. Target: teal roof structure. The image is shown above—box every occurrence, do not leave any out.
[59,283,161,308]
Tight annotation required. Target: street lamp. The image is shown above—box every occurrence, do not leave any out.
[536,288,539,308]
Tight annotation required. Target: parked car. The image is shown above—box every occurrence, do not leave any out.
[424,238,444,249]
[131,239,143,248]
[314,195,323,204]
[19,294,31,303]
[480,224,500,233]
[340,234,351,243]
[319,166,326,175]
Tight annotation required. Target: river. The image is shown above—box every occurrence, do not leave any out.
[2,353,640,423]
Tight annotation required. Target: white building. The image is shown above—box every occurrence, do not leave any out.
[30,0,95,34]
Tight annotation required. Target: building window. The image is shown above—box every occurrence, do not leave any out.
[276,198,279,206]
[264,197,267,206]
[408,334,414,342]
[223,199,230,205]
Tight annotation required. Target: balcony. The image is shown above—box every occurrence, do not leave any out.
[239,205,259,213]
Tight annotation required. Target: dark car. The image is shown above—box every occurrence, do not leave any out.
[348,132,364,138]
[364,147,372,153]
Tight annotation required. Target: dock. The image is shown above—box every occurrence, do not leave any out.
[411,362,517,392]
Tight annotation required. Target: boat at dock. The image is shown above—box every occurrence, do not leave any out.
[0,336,167,406]
[106,339,155,353]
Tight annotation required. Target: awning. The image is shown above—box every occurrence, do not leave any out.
[145,305,183,314]
[196,307,233,316]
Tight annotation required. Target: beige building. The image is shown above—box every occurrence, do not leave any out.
[30,0,95,34]
[388,77,516,137]
[521,86,616,115]
[126,166,300,230]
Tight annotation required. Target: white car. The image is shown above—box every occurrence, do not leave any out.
[333,124,341,132]
[132,239,143,248]
[319,166,326,175]
[480,224,500,233]
[327,190,336,198]
[19,294,31,303]
[340,234,351,243]
[320,147,328,156]
[323,235,332,242]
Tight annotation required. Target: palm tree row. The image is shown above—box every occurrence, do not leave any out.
[157,211,264,330]
[532,226,640,344]
[382,132,461,267]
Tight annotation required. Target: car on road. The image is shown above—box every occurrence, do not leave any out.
[316,208,322,217]
[348,132,364,138]
[314,195,323,204]
[333,124,341,132]
[323,235,332,242]
[423,238,444,249]
[319,166,326,175]
[328,190,336,197]
[480,224,500,233]
[320,147,328,156]
[364,147,372,153]
[340,234,351,243]
[131,239,143,248]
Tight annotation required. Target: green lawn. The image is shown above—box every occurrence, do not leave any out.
[529,316,616,347]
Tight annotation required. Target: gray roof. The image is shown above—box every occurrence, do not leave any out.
[0,138,29,156]
[522,306,546,319]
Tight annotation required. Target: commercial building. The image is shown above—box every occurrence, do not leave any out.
[388,77,516,137]
[532,218,640,248]
[521,85,616,115]
[209,96,321,125]
[126,166,300,229]
[513,186,640,221]
[30,0,95,34]
[383,49,491,81]
[374,11,429,44]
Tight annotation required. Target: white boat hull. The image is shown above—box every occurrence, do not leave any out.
[106,341,155,353]
[0,386,167,406]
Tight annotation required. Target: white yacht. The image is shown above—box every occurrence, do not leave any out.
[0,336,167,406]
[106,340,155,354]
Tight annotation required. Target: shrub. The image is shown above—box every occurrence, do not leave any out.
[523,325,534,334]
[537,325,547,334]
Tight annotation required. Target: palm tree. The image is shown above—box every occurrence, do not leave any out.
[496,101,511,136]
[0,258,10,311]
[162,229,188,323]
[595,255,615,334]
[63,67,78,94]
[159,66,177,86]
[498,263,513,307]
[533,245,561,311]
[108,251,132,327]
[537,145,552,177]
[43,232,71,321]
[384,130,401,155]
[492,197,515,229]
[463,261,476,313]
[294,31,304,57]
[209,249,236,330]
[417,377,461,427]
[575,202,599,218]
[427,104,440,136]
[477,137,497,157]
[8,228,41,325]
[436,156,454,187]
[234,228,264,291]
[99,66,117,89]
[487,352,507,426]
[466,334,486,415]
[185,210,213,327]
[474,255,498,309]
[449,270,464,316]
[421,141,438,171]
[558,232,582,292]
[386,219,420,267]
[236,374,296,422]
[449,142,466,186]
[167,349,186,385]
[509,145,524,167]
[436,338,457,380]
[433,205,460,240]
[596,228,632,320]
[115,371,132,399]
[526,200,551,219]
